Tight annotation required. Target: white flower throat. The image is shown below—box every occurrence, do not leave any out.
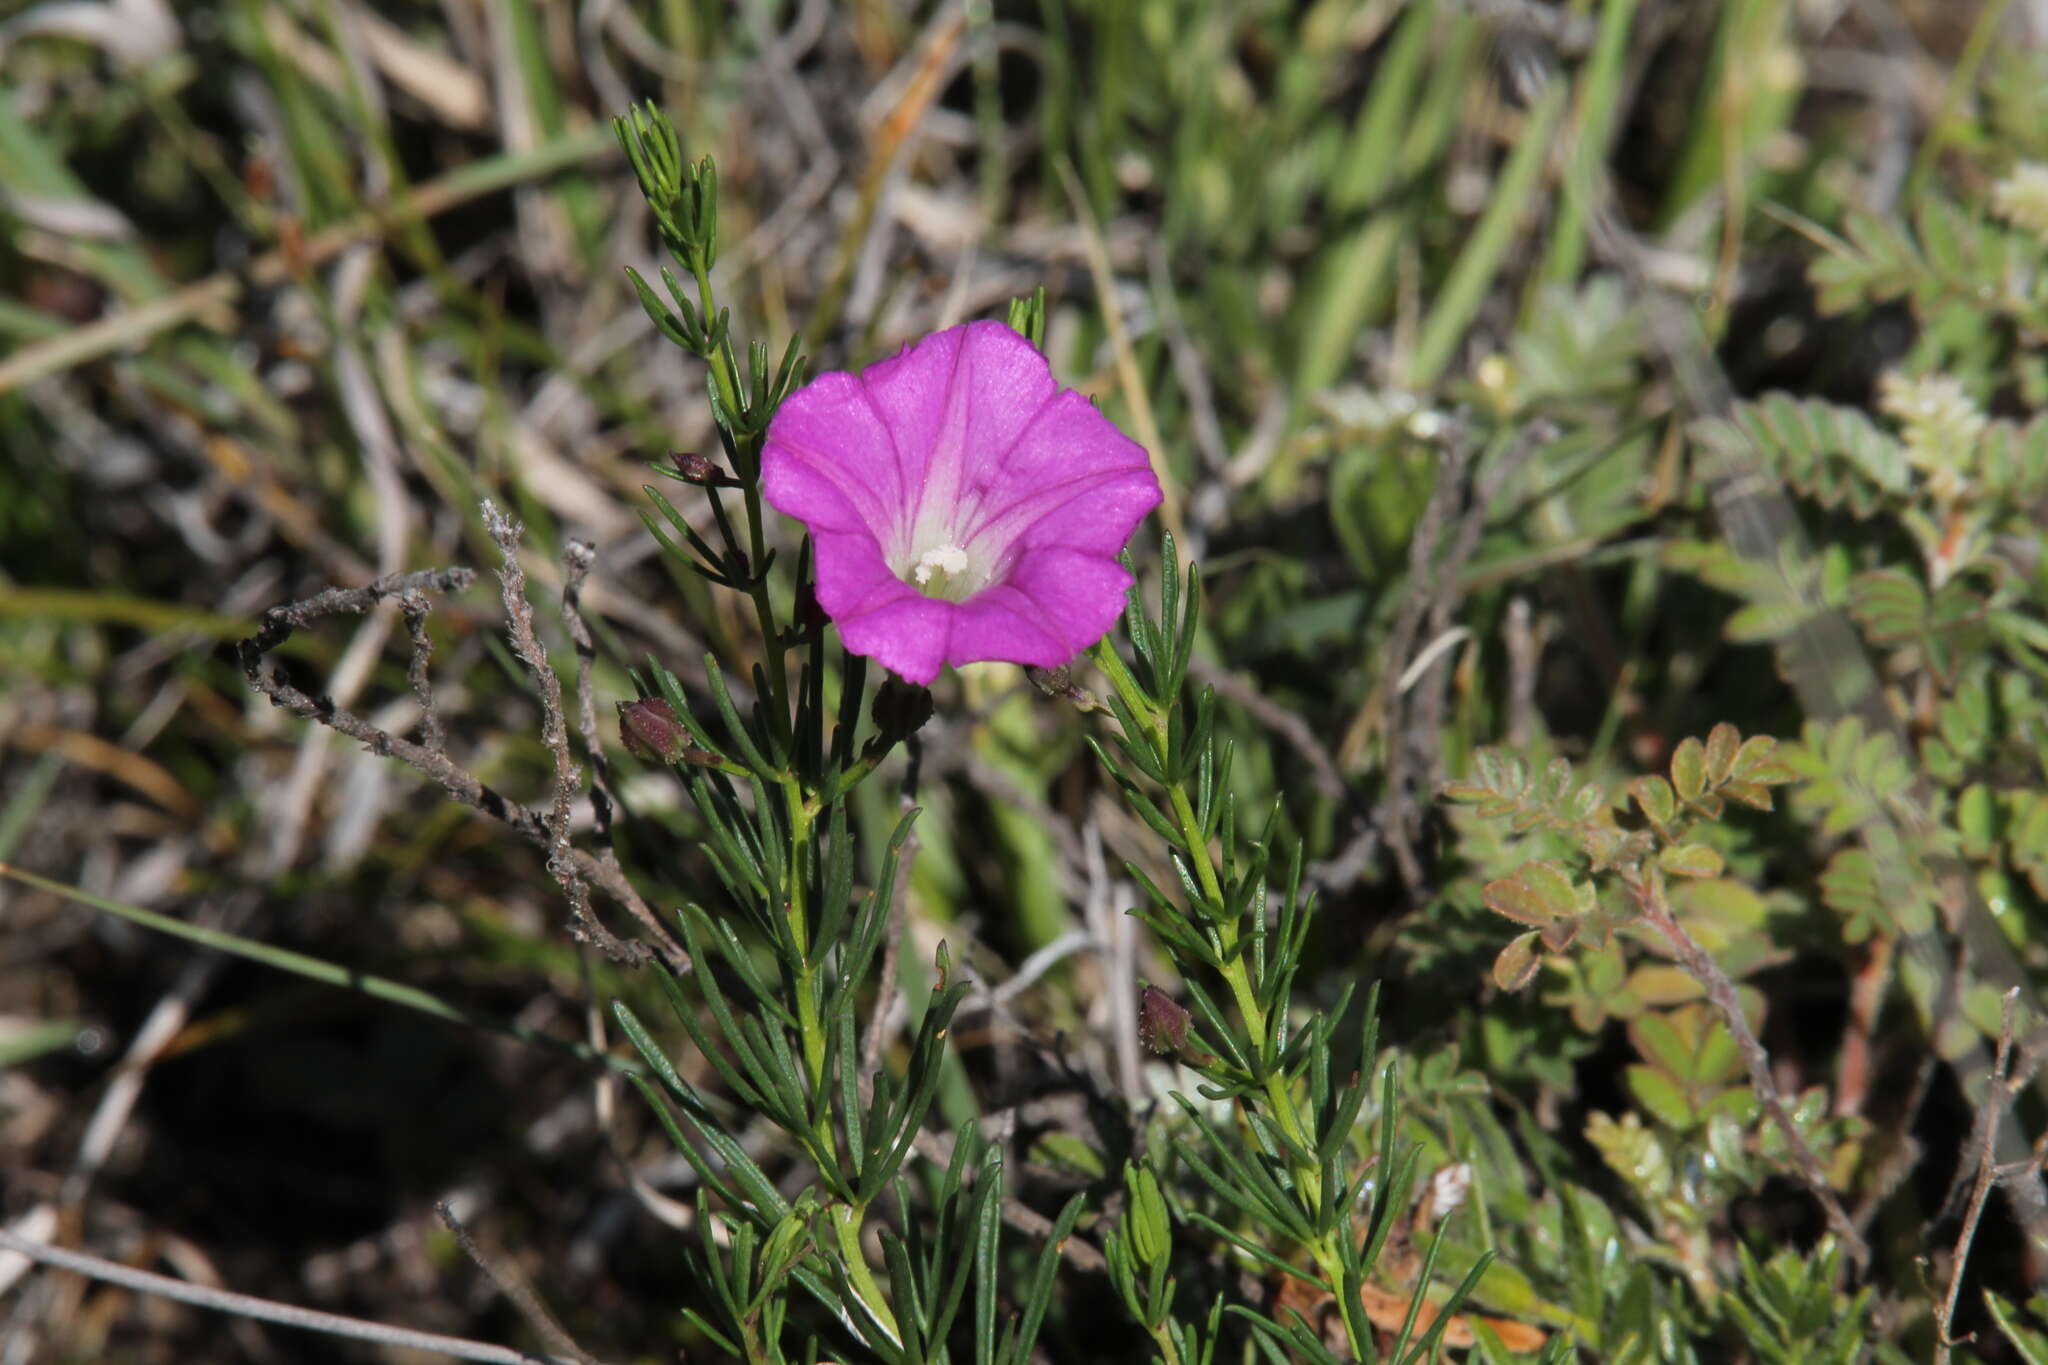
[908,541,980,602]
[912,543,969,586]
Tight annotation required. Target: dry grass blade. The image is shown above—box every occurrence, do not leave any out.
[0,1227,582,1365]
[0,127,615,395]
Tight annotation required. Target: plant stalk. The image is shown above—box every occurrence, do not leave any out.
[1092,638,1352,1335]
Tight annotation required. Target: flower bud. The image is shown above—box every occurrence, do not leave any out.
[1137,985,1217,1068]
[670,450,721,484]
[618,697,687,763]
[869,677,934,745]
[1027,665,1103,712]
[1137,985,1190,1056]
[795,576,829,631]
[1123,1162,1171,1269]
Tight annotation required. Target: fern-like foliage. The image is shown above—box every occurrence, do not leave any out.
[1844,564,1992,686]
[1691,394,1908,518]
[1808,195,2048,329]
[1780,716,1919,839]
[1661,537,1840,646]
[1975,411,2048,501]
[1684,378,2044,668]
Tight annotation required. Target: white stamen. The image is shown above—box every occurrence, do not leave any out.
[912,543,969,586]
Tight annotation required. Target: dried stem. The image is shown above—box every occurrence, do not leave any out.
[435,1201,600,1365]
[1635,884,1870,1268]
[1403,427,1548,810]
[237,560,687,972]
[399,588,448,752]
[1834,933,1895,1119]
[1934,987,2027,1365]
[1376,423,1548,897]
[482,502,648,969]
[1371,436,1469,897]
[556,534,678,979]
[483,507,578,872]
[0,1226,577,1365]
[559,539,615,842]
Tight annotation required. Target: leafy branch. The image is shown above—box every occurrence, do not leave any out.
[1084,536,1492,1362]
[605,109,1077,1363]
[1444,725,1868,1264]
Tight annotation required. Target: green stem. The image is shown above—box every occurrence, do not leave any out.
[690,258,793,730]
[1089,640,1325,1210]
[1091,638,1157,739]
[1905,0,2013,205]
[693,259,744,420]
[743,480,791,719]
[1096,629,1362,1347]
[828,1203,902,1348]
[829,751,886,803]
[780,777,834,1162]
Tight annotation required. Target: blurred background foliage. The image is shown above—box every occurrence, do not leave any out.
[8,0,2048,1359]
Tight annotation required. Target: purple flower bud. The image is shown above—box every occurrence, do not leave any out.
[618,697,687,763]
[1138,985,1191,1056]
[670,451,723,484]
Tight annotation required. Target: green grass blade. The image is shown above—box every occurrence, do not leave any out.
[0,863,625,1072]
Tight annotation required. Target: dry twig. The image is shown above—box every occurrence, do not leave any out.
[0,1226,577,1365]
[1373,422,1548,898]
[436,1200,601,1365]
[1635,888,1869,1268]
[236,560,687,971]
[482,502,648,969]
[1935,988,2032,1364]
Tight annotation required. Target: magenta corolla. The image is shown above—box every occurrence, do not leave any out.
[762,321,1162,685]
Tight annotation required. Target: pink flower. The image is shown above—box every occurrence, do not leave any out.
[762,321,1162,686]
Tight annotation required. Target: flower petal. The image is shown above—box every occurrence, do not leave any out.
[809,527,906,619]
[761,443,872,535]
[834,594,955,686]
[762,321,1161,684]
[998,547,1138,661]
[764,371,909,548]
[968,466,1163,565]
[959,391,1157,560]
[943,585,1072,670]
[865,322,1060,540]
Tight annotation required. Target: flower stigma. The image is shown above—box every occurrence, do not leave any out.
[910,542,977,602]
